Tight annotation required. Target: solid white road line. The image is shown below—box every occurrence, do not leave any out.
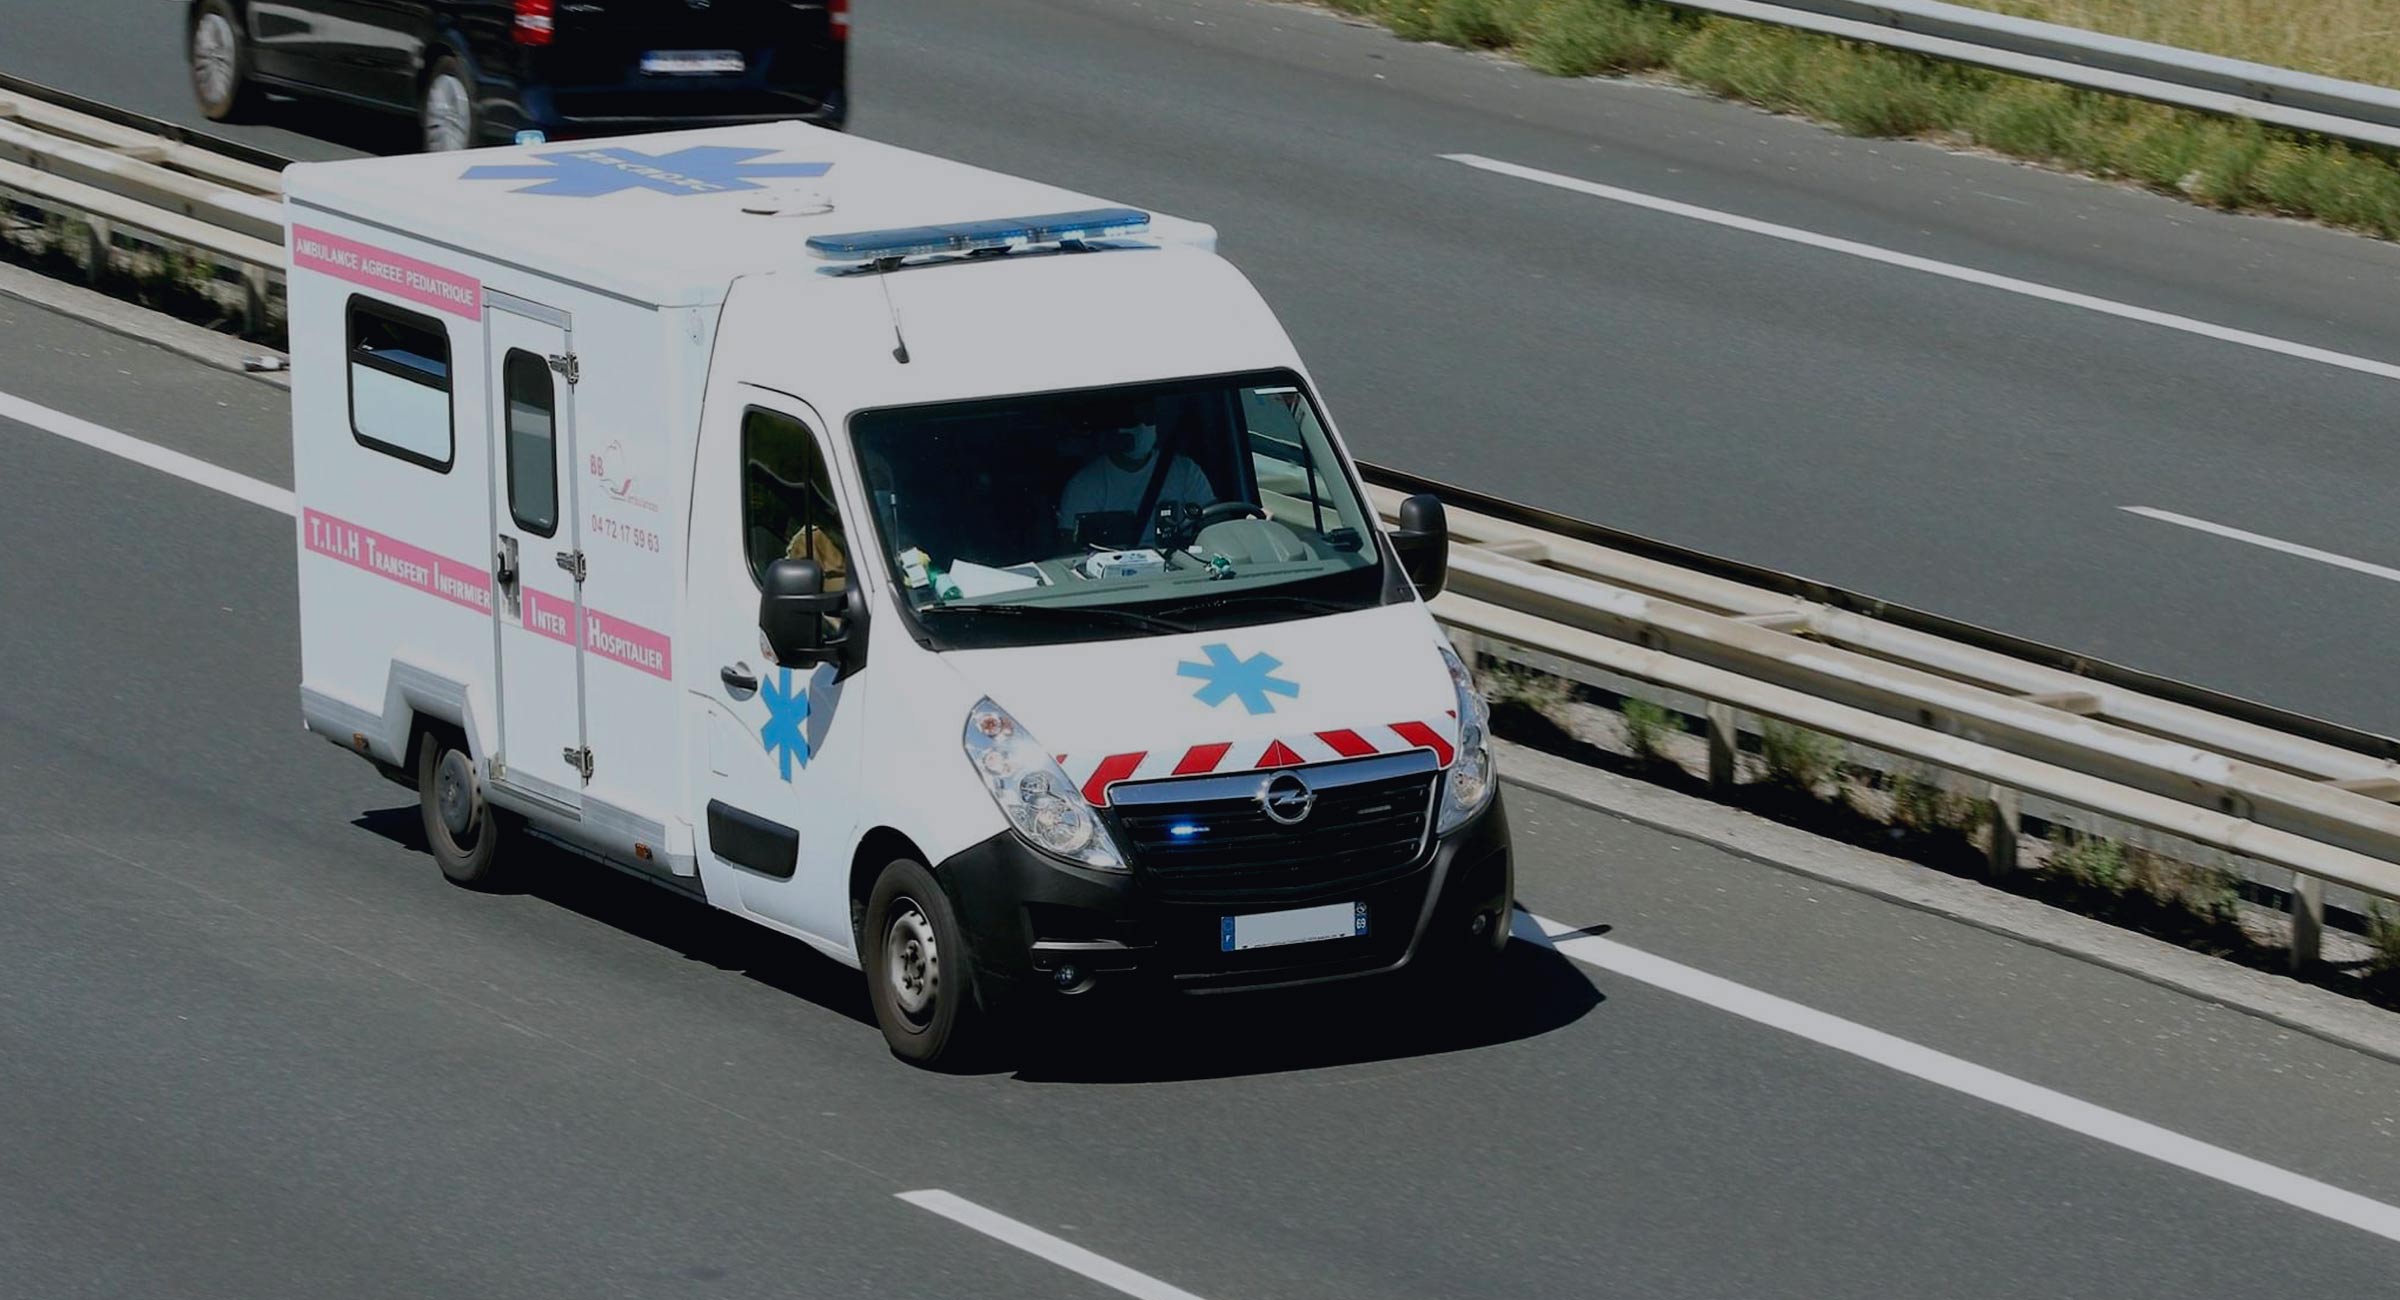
[2123,506,2400,585]
[0,389,295,517]
[19,391,2400,1254]
[1524,913,2400,1247]
[898,1190,1211,1300]
[1443,153,2400,386]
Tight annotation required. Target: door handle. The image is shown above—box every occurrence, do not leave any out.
[493,535,519,590]
[721,664,759,694]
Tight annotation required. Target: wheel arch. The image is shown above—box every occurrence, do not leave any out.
[187,0,252,33]
[848,826,930,945]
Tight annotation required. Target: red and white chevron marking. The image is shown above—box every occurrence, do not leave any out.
[1061,718,1457,807]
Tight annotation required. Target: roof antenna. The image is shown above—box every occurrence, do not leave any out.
[875,266,911,365]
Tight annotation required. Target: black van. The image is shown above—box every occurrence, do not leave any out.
[188,0,847,151]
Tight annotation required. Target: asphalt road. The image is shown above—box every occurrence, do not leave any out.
[8,0,2400,739]
[5,295,2400,1296]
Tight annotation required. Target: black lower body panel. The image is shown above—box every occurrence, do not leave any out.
[937,795,1513,1000]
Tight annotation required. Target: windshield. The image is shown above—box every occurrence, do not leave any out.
[850,370,1392,648]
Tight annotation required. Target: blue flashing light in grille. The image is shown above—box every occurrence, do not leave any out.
[805,207,1151,261]
[1168,823,1208,838]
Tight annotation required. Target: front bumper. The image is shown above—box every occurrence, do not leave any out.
[937,794,1512,998]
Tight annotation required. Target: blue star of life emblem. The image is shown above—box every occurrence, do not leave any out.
[461,146,833,198]
[759,667,811,781]
[1178,643,1301,716]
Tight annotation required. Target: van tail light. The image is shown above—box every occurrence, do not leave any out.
[828,0,850,40]
[513,0,555,46]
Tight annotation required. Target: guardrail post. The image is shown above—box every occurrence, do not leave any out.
[238,263,270,339]
[1449,628,1481,673]
[78,215,110,286]
[1707,702,1738,793]
[2289,872,2324,971]
[1985,784,2020,876]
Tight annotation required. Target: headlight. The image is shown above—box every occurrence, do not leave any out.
[1436,644,1495,833]
[961,698,1127,870]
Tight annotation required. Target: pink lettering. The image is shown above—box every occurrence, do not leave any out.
[301,508,670,681]
[290,225,481,320]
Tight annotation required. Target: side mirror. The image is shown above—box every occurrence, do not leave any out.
[761,557,840,663]
[759,557,872,681]
[1392,493,1449,598]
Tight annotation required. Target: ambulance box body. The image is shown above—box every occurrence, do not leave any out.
[287,124,1511,1065]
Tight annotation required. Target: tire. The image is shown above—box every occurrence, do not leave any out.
[416,727,511,888]
[419,54,477,153]
[862,858,989,1069]
[189,0,261,123]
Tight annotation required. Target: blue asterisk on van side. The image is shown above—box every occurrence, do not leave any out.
[461,147,833,198]
[759,668,811,780]
[1178,643,1300,716]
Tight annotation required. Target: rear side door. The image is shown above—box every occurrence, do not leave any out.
[312,0,424,104]
[484,297,588,814]
[243,1,334,81]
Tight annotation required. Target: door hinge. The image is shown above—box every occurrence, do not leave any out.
[555,549,587,583]
[547,352,580,385]
[563,746,594,781]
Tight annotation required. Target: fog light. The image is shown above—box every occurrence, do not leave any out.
[1469,911,1491,936]
[1054,964,1081,989]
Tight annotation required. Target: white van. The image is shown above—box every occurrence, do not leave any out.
[287,124,1511,1066]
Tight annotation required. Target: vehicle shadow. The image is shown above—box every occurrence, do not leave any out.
[1005,916,1604,1085]
[351,805,878,1029]
[357,806,1601,1074]
[251,93,421,156]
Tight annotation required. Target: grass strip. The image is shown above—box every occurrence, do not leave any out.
[1323,0,2400,240]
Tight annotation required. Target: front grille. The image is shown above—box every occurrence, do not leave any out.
[1112,756,1438,901]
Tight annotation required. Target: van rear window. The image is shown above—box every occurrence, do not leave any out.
[347,297,453,470]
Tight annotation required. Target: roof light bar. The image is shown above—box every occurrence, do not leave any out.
[805,207,1151,262]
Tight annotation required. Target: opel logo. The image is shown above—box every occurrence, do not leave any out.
[1259,771,1316,826]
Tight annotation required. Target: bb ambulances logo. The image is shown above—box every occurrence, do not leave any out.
[590,439,658,512]
[461,146,833,198]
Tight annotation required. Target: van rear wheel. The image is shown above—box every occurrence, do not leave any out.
[420,54,477,152]
[417,729,510,888]
[863,858,988,1069]
[189,0,261,122]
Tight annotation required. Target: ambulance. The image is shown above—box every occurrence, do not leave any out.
[286,124,1512,1066]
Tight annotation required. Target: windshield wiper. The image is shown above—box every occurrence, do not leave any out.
[919,602,1193,635]
[1157,591,1356,621]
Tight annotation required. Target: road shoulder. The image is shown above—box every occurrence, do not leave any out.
[1501,735,2400,1068]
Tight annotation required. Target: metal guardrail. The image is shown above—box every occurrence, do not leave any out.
[1,77,2394,970]
[1367,484,2400,963]
[0,74,286,331]
[1661,0,2400,151]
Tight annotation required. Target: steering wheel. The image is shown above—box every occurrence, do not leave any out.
[1198,500,1269,527]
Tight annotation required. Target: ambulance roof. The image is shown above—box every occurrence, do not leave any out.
[281,122,1217,307]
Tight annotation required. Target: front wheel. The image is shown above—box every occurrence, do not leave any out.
[189,0,261,122]
[863,858,989,1069]
[420,55,477,152]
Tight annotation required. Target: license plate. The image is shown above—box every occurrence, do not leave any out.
[1220,902,1367,953]
[641,50,746,76]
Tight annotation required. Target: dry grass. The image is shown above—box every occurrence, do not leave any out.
[1970,1,2400,88]
[1324,0,2400,240]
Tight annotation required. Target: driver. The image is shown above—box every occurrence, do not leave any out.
[1056,416,1214,546]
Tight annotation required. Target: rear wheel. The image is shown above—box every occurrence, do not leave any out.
[417,728,511,888]
[863,858,989,1069]
[189,0,261,122]
[420,55,477,152]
